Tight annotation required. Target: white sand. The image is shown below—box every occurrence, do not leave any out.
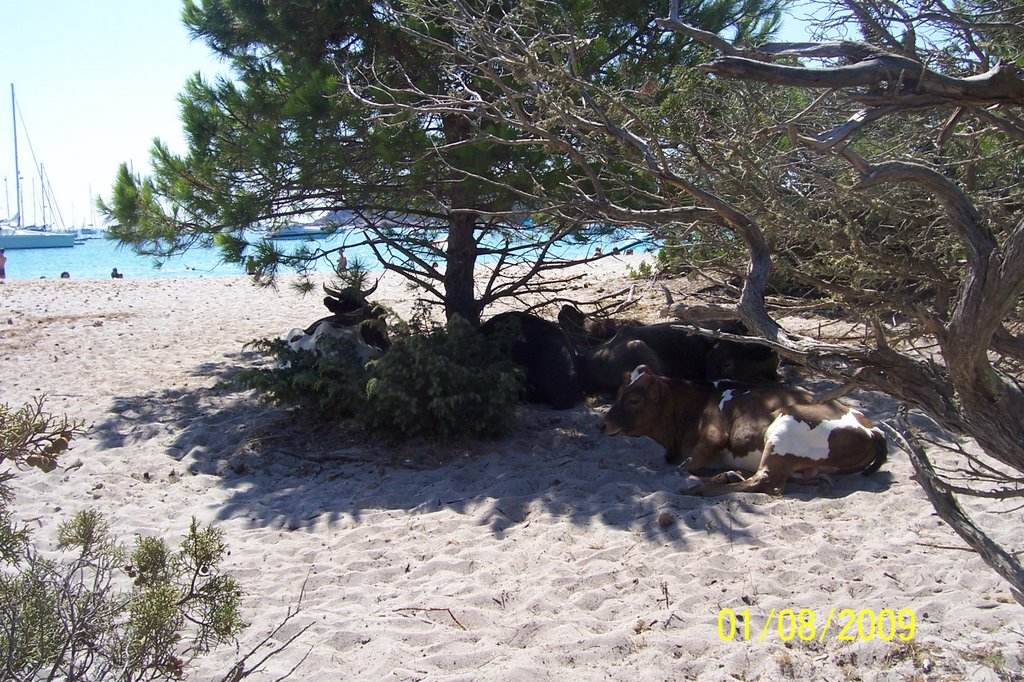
[1,262,1021,681]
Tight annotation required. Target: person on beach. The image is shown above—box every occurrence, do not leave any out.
[111,268,124,279]
[0,249,6,280]
[60,271,70,279]
[337,250,348,272]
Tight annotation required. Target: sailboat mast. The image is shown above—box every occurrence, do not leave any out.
[39,163,46,227]
[10,83,22,228]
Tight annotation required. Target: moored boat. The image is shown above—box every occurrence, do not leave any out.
[0,227,77,249]
[3,84,75,249]
[267,224,335,240]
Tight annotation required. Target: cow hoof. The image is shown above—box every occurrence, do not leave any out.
[681,484,707,497]
[817,475,835,494]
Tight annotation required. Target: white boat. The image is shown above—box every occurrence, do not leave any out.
[0,226,76,249]
[1,84,75,249]
[76,226,105,239]
[265,210,371,240]
[268,224,335,240]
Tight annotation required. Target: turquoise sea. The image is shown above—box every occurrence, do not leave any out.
[1,234,348,281]
[2,231,649,281]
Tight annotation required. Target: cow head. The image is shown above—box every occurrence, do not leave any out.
[557,303,642,348]
[705,339,779,382]
[323,279,380,319]
[601,364,668,437]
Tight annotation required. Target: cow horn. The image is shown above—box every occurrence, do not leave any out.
[362,277,380,298]
[324,276,381,301]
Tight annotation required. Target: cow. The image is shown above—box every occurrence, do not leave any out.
[580,323,711,394]
[579,321,779,395]
[557,304,642,347]
[479,311,583,409]
[284,281,390,362]
[284,318,387,362]
[601,365,887,496]
[703,320,780,383]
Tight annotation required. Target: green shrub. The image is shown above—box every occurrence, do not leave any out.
[0,396,85,474]
[628,259,655,279]
[239,314,525,443]
[235,335,371,419]
[364,316,524,441]
[0,398,246,681]
[0,397,86,566]
[0,513,245,681]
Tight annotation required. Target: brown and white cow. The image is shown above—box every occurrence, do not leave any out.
[601,365,887,496]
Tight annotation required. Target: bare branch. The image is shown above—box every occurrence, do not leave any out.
[894,411,1024,605]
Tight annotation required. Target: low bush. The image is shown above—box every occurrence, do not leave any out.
[0,398,246,681]
[364,316,524,441]
[240,314,525,443]
[236,335,371,419]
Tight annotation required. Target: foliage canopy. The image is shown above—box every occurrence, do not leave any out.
[101,0,784,323]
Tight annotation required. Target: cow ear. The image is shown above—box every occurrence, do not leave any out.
[652,378,668,402]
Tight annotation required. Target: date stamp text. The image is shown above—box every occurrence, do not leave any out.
[717,607,916,643]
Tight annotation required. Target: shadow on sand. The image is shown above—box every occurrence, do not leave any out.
[91,353,899,548]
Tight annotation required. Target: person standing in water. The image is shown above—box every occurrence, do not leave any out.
[0,249,7,281]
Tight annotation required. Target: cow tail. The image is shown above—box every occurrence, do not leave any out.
[861,431,888,476]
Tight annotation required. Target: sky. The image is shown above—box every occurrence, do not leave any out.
[0,2,814,231]
[0,2,224,229]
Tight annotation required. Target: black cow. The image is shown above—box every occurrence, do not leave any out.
[702,320,780,383]
[580,319,779,395]
[479,312,584,410]
[580,323,712,394]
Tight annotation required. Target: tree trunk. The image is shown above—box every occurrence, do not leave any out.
[438,109,483,326]
[444,210,480,325]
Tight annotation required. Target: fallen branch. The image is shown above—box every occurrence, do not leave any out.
[394,607,467,631]
[219,577,316,681]
[894,409,1024,606]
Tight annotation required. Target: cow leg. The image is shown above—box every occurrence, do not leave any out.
[697,470,746,485]
[681,470,744,494]
[677,432,729,470]
[785,473,835,493]
[682,455,791,497]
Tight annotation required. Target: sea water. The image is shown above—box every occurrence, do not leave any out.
[1,235,330,281]
[1,231,649,281]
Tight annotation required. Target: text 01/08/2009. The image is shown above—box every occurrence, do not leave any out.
[717,608,916,643]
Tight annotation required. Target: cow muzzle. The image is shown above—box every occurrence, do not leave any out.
[601,417,623,436]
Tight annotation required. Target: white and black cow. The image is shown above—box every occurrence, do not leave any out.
[284,281,390,362]
[284,318,385,362]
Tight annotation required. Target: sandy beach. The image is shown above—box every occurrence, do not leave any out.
[1,259,1021,681]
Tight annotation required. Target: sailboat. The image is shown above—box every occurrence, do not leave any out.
[0,84,75,249]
